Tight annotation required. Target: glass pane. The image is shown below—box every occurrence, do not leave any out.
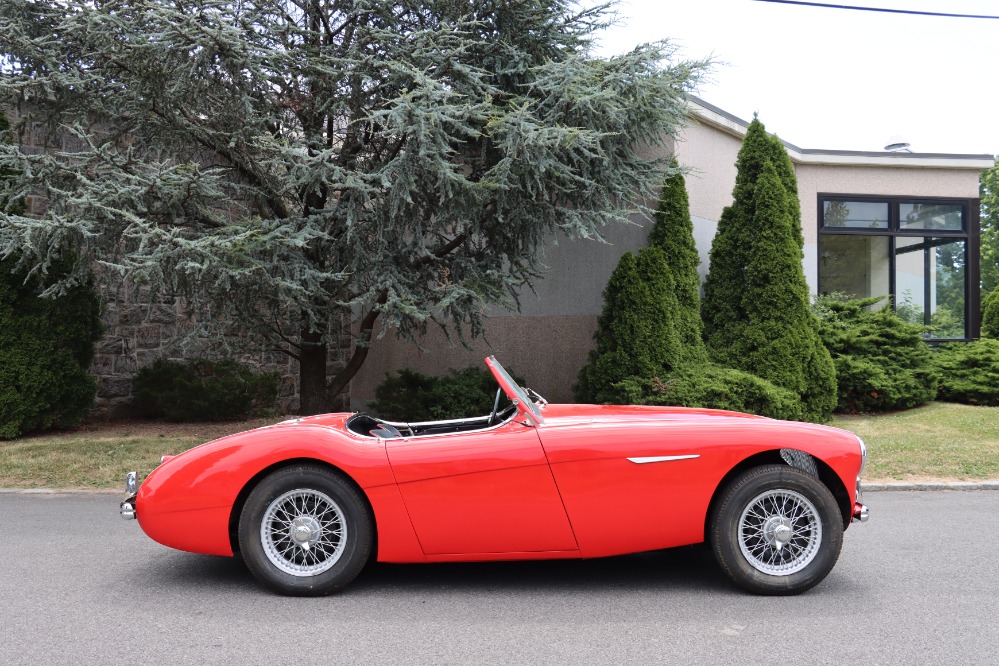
[822,200,889,229]
[818,235,891,302]
[894,237,966,339]
[899,202,963,231]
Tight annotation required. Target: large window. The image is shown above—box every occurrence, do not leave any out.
[818,195,979,340]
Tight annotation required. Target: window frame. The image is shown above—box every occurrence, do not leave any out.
[817,193,981,342]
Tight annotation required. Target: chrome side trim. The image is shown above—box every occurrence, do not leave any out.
[627,455,700,464]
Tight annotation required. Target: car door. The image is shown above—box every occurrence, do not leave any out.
[385,421,578,556]
[538,421,716,558]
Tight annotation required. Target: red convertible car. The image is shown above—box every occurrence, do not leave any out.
[121,356,868,596]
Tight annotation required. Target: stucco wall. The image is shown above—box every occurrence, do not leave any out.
[796,165,982,246]
[351,117,986,409]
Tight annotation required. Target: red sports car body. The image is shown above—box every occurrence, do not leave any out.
[121,356,868,596]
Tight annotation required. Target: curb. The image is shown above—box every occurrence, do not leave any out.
[862,481,999,491]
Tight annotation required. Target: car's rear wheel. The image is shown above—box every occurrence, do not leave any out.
[710,465,843,595]
[238,465,372,596]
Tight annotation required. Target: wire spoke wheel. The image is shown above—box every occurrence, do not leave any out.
[260,489,347,577]
[738,489,821,576]
[710,465,844,595]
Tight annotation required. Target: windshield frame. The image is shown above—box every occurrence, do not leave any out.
[484,356,544,426]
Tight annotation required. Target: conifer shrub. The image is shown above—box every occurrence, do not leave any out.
[0,255,103,439]
[574,247,682,403]
[701,119,836,422]
[606,365,802,421]
[931,339,999,406]
[983,285,999,338]
[132,358,280,422]
[813,295,937,413]
[648,163,707,364]
[370,366,524,421]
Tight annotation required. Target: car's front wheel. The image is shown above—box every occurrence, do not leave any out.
[238,465,373,596]
[710,464,843,595]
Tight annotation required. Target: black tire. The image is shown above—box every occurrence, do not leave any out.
[238,465,373,596]
[710,465,843,595]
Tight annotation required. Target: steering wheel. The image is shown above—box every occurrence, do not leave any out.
[487,387,503,425]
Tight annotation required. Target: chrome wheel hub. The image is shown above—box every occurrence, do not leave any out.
[291,516,321,547]
[764,517,793,546]
[738,489,822,576]
[260,489,347,577]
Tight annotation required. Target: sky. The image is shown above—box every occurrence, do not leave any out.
[595,0,998,156]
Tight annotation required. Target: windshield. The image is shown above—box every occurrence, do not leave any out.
[484,356,544,425]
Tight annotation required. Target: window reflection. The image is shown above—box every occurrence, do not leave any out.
[894,237,966,339]
[822,201,889,229]
[899,202,963,231]
[819,235,890,301]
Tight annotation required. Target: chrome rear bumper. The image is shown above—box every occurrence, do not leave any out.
[120,471,138,520]
[120,496,136,519]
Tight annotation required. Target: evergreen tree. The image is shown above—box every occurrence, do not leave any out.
[701,122,836,421]
[702,118,770,346]
[981,158,999,299]
[1,109,103,438]
[574,247,681,403]
[648,162,707,363]
[0,0,709,413]
[983,284,999,338]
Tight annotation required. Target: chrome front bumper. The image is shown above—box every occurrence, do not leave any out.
[120,471,138,520]
[853,502,869,523]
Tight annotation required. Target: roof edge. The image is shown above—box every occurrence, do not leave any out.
[687,96,995,169]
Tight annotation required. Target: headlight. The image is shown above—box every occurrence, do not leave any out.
[857,436,867,475]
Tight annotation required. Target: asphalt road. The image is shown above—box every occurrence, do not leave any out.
[1,490,997,665]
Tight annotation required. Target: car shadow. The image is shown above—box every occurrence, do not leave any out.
[352,546,730,595]
[131,544,732,597]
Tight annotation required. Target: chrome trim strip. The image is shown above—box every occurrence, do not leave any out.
[627,455,700,464]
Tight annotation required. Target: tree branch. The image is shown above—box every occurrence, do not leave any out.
[326,289,387,399]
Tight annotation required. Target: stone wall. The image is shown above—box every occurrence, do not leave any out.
[5,104,353,418]
[90,287,353,418]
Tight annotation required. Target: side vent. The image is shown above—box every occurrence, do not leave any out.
[780,449,819,477]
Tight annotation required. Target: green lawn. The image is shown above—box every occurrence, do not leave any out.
[0,419,277,489]
[830,402,999,481]
[1,403,996,488]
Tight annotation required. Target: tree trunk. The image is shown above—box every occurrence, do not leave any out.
[298,325,329,415]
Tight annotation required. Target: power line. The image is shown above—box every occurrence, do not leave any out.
[753,0,999,19]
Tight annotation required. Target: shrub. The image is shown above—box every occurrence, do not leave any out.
[983,284,999,339]
[701,119,836,422]
[813,295,937,413]
[370,366,522,422]
[647,162,708,363]
[606,364,803,421]
[931,339,999,406]
[0,254,103,439]
[574,247,682,402]
[132,358,280,421]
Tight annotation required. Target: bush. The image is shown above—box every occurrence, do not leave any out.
[701,119,836,422]
[813,295,937,413]
[605,364,803,421]
[983,285,999,339]
[574,247,682,403]
[647,162,708,362]
[370,366,524,422]
[132,358,280,421]
[931,339,999,406]
[0,255,103,439]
